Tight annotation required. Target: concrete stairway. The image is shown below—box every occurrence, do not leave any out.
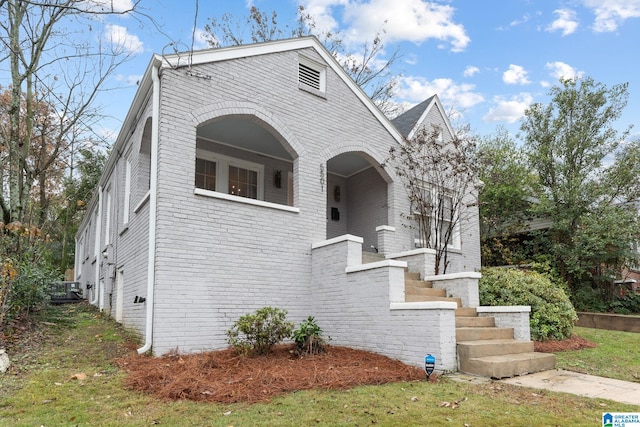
[456,308,556,378]
[403,270,555,379]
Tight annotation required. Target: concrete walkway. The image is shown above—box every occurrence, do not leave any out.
[500,369,640,406]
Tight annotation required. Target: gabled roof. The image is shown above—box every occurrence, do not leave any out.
[391,94,455,140]
[391,95,435,137]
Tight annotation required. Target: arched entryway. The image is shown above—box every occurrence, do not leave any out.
[326,152,390,253]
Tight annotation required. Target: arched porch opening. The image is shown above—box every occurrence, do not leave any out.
[326,152,389,253]
[195,115,297,206]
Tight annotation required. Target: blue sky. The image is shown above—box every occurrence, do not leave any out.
[89,0,640,141]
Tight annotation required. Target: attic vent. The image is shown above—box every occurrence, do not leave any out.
[298,56,326,95]
[299,63,321,90]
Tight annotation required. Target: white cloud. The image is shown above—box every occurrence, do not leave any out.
[87,0,134,13]
[545,61,585,81]
[583,0,640,32]
[105,24,143,55]
[503,64,531,85]
[546,9,579,36]
[302,0,470,52]
[397,76,484,109]
[115,73,143,86]
[192,28,212,50]
[483,93,534,123]
[463,66,479,77]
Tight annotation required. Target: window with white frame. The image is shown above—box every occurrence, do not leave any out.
[104,189,112,246]
[123,157,131,225]
[195,150,264,200]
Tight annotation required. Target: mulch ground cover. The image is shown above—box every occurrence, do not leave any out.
[4,303,599,405]
[533,334,597,353]
[117,344,427,404]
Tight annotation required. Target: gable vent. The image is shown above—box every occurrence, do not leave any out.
[299,62,321,91]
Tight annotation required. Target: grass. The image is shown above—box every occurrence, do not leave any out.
[555,326,640,382]
[1,304,638,426]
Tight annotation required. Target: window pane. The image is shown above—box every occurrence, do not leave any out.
[195,158,216,191]
[229,166,258,199]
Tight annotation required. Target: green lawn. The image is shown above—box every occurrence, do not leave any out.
[555,326,640,382]
[0,304,638,426]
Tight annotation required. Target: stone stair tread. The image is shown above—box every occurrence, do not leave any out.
[405,287,446,297]
[405,295,462,305]
[457,339,534,358]
[404,271,421,281]
[460,352,556,379]
[405,279,433,288]
[455,307,477,317]
[456,326,514,341]
[457,338,531,346]
[455,316,495,327]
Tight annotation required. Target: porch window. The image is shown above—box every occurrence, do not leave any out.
[195,149,264,200]
[195,158,217,191]
[228,165,258,199]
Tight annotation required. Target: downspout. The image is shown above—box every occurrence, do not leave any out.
[91,186,103,305]
[138,64,160,354]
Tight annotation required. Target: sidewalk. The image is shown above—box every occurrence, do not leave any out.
[500,369,640,406]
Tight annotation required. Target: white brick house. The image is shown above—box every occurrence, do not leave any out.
[74,37,489,372]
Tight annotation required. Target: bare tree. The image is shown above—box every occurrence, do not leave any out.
[203,5,401,115]
[0,0,141,225]
[385,125,480,274]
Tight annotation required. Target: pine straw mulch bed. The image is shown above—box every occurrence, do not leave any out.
[533,334,597,353]
[117,344,427,404]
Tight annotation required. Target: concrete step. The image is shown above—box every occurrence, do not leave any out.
[455,316,495,328]
[405,295,462,305]
[405,279,432,288]
[405,287,446,297]
[457,339,534,359]
[362,252,385,264]
[455,307,477,317]
[456,327,513,341]
[459,352,556,379]
[404,271,421,281]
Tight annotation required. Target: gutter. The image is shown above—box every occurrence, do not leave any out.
[91,186,103,305]
[137,63,160,354]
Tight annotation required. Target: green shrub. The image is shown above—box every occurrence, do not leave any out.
[291,316,326,355]
[479,267,577,341]
[226,307,294,356]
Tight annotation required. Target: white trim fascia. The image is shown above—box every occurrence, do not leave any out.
[476,306,531,313]
[390,301,458,310]
[346,260,407,273]
[194,188,300,213]
[422,272,482,281]
[406,94,456,141]
[311,234,363,250]
[375,225,396,232]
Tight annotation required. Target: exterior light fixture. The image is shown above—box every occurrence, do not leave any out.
[424,354,436,380]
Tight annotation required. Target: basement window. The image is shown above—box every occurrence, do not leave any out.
[298,55,326,96]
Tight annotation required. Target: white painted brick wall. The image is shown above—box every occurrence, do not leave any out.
[311,236,458,371]
[75,43,481,361]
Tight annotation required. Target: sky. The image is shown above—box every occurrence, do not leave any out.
[77,0,640,142]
